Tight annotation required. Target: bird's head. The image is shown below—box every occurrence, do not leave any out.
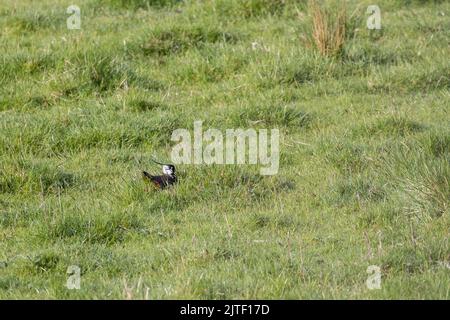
[162,164,176,176]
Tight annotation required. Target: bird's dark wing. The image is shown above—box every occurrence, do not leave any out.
[142,171,153,181]
[142,171,176,189]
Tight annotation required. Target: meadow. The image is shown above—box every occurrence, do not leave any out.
[0,0,449,299]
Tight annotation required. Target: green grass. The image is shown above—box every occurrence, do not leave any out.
[0,0,449,299]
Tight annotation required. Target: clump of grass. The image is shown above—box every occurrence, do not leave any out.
[128,99,166,112]
[167,48,247,84]
[10,12,61,32]
[0,161,77,195]
[277,51,342,85]
[0,205,42,228]
[0,53,56,83]
[30,252,61,273]
[228,104,313,129]
[382,246,427,274]
[308,0,346,57]
[420,131,450,158]
[102,0,180,10]
[328,175,387,205]
[0,277,20,291]
[137,25,240,57]
[355,116,426,138]
[87,56,137,92]
[0,162,22,194]
[342,40,416,67]
[28,164,77,194]
[382,145,449,220]
[68,51,163,94]
[248,211,300,230]
[41,211,144,245]
[211,0,289,19]
[318,139,370,174]
[401,161,449,219]
[26,95,55,108]
[367,61,450,93]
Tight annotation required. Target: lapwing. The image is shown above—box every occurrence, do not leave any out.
[142,159,177,190]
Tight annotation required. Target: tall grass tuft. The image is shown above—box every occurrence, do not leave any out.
[308,0,346,57]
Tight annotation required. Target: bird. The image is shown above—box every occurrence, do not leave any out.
[142,159,177,190]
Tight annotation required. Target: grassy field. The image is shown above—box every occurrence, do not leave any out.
[0,0,449,299]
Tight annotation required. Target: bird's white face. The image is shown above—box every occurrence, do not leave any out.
[163,165,174,176]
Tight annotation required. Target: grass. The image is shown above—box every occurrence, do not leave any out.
[0,0,449,299]
[309,0,347,57]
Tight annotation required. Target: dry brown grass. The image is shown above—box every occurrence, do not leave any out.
[309,0,347,56]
